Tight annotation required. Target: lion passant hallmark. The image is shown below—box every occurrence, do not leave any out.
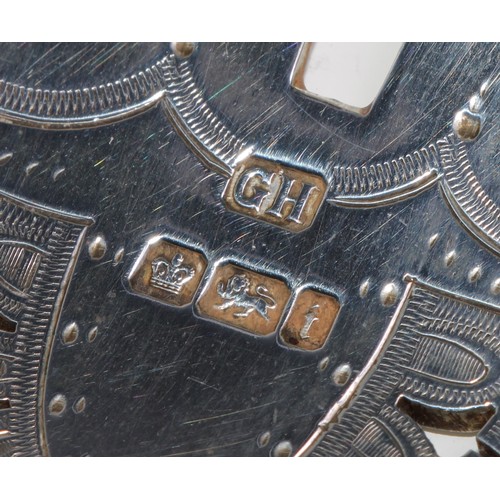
[196,262,292,336]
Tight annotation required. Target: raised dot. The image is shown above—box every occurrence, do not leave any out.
[73,396,86,414]
[87,326,98,343]
[0,152,13,166]
[273,440,292,457]
[52,167,65,181]
[49,394,67,416]
[359,279,370,298]
[318,356,330,372]
[469,93,483,112]
[444,250,457,267]
[453,108,482,141]
[170,42,196,58]
[257,431,271,448]
[380,283,399,307]
[479,80,491,98]
[88,235,107,261]
[331,363,352,386]
[25,161,39,175]
[113,247,125,266]
[468,266,482,283]
[61,322,79,345]
[428,233,439,249]
[491,278,500,296]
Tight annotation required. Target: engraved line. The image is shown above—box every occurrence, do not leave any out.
[0,378,20,384]
[437,134,500,256]
[440,182,500,257]
[330,170,440,208]
[327,143,440,198]
[404,274,500,314]
[160,96,233,177]
[0,275,29,299]
[295,279,416,456]
[0,352,18,362]
[371,416,408,457]
[404,331,488,386]
[0,90,166,130]
[160,53,244,177]
[0,188,93,226]
[0,239,49,256]
[0,56,166,129]
[37,225,91,456]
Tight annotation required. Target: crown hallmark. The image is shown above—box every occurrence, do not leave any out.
[150,253,195,295]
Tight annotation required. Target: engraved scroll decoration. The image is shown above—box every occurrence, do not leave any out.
[0,46,497,253]
[305,277,500,457]
[0,189,91,456]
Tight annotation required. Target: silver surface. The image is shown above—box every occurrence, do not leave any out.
[0,42,498,456]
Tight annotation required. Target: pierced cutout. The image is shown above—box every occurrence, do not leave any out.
[0,312,16,333]
[291,42,403,117]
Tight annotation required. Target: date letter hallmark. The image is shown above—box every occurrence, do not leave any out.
[280,288,341,351]
[223,156,327,232]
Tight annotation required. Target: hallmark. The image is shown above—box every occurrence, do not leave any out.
[223,156,327,232]
[216,273,277,320]
[128,237,207,308]
[280,288,340,351]
[150,253,195,295]
[196,262,291,336]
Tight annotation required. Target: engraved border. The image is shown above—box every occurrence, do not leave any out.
[0,52,168,130]
[0,187,93,456]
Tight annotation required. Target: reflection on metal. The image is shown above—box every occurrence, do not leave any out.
[439,134,500,256]
[0,187,92,456]
[0,43,498,457]
[0,50,167,130]
[331,170,440,208]
[161,53,245,177]
[280,288,340,351]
